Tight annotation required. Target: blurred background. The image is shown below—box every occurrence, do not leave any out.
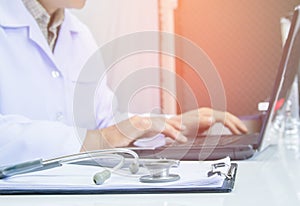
[72,0,300,116]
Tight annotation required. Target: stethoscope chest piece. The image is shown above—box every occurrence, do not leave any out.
[139,160,180,183]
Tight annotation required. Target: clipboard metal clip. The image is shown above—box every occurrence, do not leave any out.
[207,162,234,180]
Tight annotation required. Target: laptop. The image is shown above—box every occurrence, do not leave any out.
[129,7,300,160]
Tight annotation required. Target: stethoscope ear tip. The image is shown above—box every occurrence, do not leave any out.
[129,162,139,174]
[93,169,111,185]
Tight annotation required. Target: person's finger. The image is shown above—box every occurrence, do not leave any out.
[225,121,242,135]
[233,119,248,133]
[162,122,188,143]
[224,116,248,135]
[166,118,186,131]
[225,114,248,134]
[213,111,248,134]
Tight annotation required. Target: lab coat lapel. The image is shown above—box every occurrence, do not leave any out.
[53,11,82,76]
[53,13,75,70]
[27,25,58,68]
[0,0,59,70]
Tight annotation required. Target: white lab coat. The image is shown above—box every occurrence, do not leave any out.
[0,0,115,165]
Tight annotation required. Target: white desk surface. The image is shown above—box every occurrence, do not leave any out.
[1,139,300,206]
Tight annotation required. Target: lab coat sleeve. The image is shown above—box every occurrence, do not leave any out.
[0,113,86,165]
[94,75,117,128]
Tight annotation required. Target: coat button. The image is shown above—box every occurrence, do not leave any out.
[56,112,64,121]
[51,71,60,78]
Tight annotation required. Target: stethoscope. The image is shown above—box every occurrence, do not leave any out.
[0,148,180,184]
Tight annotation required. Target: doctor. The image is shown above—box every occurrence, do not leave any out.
[0,0,248,165]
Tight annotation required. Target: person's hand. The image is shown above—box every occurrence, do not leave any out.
[170,107,248,137]
[81,115,187,151]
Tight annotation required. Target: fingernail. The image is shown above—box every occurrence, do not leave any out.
[178,134,188,143]
[181,124,187,131]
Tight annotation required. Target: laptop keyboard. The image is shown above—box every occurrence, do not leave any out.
[170,133,257,147]
[194,134,243,146]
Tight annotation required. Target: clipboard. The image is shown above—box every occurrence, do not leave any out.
[0,162,238,195]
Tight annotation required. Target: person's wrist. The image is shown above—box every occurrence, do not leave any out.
[81,130,101,151]
[81,129,117,152]
[100,126,133,148]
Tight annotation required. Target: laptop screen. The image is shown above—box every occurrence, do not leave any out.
[258,6,300,150]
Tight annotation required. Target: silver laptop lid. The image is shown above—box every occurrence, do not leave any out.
[259,6,300,151]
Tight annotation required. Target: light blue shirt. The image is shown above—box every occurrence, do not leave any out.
[0,0,115,164]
